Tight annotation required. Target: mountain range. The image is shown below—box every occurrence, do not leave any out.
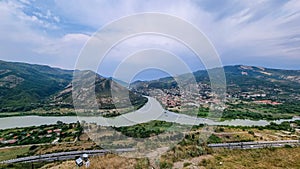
[131,65,300,102]
[0,60,146,113]
[1,60,300,116]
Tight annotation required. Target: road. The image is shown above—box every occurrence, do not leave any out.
[1,140,300,164]
[208,140,300,149]
[0,148,135,164]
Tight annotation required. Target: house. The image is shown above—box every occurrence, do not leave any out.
[53,129,62,133]
[253,100,281,105]
[53,129,62,136]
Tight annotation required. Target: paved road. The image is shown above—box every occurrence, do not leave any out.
[2,140,300,164]
[208,140,300,149]
[0,148,135,164]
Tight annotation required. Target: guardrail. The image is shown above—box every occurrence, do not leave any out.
[1,148,135,164]
[208,140,300,149]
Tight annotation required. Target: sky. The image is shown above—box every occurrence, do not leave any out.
[0,0,300,80]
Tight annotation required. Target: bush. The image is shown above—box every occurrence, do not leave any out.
[159,161,173,169]
[199,159,209,166]
[183,162,192,167]
[284,144,293,148]
[207,134,222,144]
[248,130,255,135]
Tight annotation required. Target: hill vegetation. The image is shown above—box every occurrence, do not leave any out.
[0,60,147,115]
[131,65,300,120]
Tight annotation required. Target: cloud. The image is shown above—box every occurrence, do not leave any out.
[0,0,300,74]
[52,0,300,69]
[192,0,300,68]
[0,0,90,69]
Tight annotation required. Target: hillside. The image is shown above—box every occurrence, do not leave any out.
[132,65,300,102]
[222,65,300,101]
[0,60,147,114]
[131,65,300,120]
[0,60,73,112]
[53,70,147,110]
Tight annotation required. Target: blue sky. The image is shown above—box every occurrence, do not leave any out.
[0,0,300,80]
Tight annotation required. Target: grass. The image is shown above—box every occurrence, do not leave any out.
[200,147,300,169]
[41,154,149,169]
[0,147,30,161]
[0,122,299,169]
[113,120,174,138]
[0,162,47,169]
[3,147,300,169]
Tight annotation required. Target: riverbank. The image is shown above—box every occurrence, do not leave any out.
[0,118,299,169]
[0,97,300,130]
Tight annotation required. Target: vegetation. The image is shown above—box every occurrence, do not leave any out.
[0,147,31,162]
[0,60,148,116]
[113,120,173,138]
[207,134,222,144]
[0,111,77,118]
[36,154,149,169]
[160,132,213,168]
[201,147,300,169]
[0,60,73,112]
[197,106,209,117]
[223,101,300,120]
[0,120,299,169]
[224,120,298,132]
[0,162,47,169]
[0,121,82,147]
[133,65,300,121]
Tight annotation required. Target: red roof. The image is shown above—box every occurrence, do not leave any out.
[8,139,17,144]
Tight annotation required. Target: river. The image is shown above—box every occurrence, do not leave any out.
[0,97,299,129]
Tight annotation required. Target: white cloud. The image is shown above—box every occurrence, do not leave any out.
[0,0,300,72]
[34,33,90,55]
[52,1,300,66]
[0,0,90,69]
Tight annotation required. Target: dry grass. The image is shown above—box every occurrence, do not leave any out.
[214,127,299,143]
[200,147,300,169]
[35,141,96,155]
[43,154,149,169]
[172,155,213,169]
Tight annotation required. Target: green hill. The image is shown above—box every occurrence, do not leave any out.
[0,60,73,112]
[131,65,300,120]
[0,60,147,113]
[132,65,300,102]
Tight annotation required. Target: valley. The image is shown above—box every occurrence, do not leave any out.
[1,61,300,169]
